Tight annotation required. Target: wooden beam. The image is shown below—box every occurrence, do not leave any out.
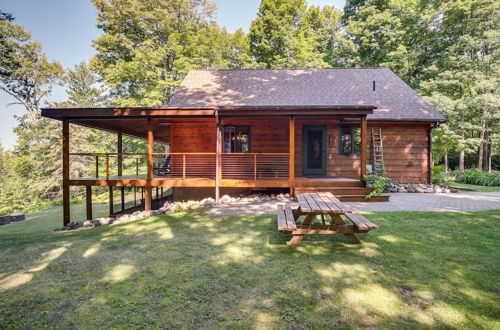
[215,112,222,203]
[86,186,92,220]
[117,132,125,210]
[428,125,433,184]
[62,120,70,226]
[219,110,373,116]
[41,108,215,119]
[289,116,295,195]
[360,116,368,180]
[117,132,123,175]
[108,186,113,216]
[145,117,154,210]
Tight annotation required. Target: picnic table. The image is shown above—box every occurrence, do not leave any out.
[277,192,378,245]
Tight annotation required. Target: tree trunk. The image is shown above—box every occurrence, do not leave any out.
[458,83,465,173]
[487,149,492,173]
[477,121,486,170]
[444,151,449,173]
[483,123,490,172]
[459,150,465,173]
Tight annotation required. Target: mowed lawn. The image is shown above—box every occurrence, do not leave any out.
[0,206,499,329]
[449,183,500,192]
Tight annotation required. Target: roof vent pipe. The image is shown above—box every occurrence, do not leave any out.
[372,80,376,91]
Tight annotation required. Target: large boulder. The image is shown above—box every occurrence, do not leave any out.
[220,195,232,203]
[82,220,95,228]
[142,210,155,218]
[201,197,216,207]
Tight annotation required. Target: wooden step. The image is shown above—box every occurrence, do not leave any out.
[294,180,364,188]
[338,194,390,202]
[295,187,374,195]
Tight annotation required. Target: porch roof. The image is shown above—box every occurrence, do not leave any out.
[41,105,373,143]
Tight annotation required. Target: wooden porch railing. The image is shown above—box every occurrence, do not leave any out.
[69,153,148,179]
[68,152,290,180]
[221,153,290,179]
[153,153,216,179]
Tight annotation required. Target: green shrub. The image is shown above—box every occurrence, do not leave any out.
[364,174,389,199]
[432,165,445,184]
[453,169,500,187]
[0,206,12,216]
[432,165,453,186]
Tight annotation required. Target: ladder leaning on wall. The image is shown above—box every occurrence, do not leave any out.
[371,128,384,174]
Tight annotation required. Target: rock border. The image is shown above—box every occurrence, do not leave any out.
[54,193,295,231]
[386,182,452,194]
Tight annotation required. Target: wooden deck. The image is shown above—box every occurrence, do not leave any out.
[68,175,362,188]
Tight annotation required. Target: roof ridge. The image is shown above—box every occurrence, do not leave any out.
[189,67,391,73]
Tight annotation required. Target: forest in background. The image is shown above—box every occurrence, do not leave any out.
[0,0,498,214]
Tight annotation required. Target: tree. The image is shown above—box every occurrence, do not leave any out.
[91,0,248,106]
[51,62,115,180]
[248,0,328,68]
[195,25,255,70]
[0,13,64,122]
[421,0,499,172]
[342,0,442,87]
[304,5,345,67]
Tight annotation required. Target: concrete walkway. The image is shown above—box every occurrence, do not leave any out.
[205,192,500,216]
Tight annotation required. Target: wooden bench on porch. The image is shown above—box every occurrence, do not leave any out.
[277,192,378,244]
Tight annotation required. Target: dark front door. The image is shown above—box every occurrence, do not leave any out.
[302,125,327,175]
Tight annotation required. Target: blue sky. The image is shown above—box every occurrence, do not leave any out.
[0,0,346,148]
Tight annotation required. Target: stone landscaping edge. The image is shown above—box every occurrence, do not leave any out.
[54,193,294,231]
[386,182,453,193]
[0,212,26,226]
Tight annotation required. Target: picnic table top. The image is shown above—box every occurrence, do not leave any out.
[296,192,352,214]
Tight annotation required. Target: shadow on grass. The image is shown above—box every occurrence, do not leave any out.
[0,209,499,328]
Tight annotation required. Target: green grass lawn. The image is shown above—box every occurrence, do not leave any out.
[449,182,500,192]
[0,207,499,329]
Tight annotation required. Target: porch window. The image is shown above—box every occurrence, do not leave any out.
[340,125,361,155]
[223,126,250,153]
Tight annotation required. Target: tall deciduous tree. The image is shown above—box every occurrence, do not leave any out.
[0,12,64,122]
[91,0,249,106]
[249,0,328,68]
[304,5,346,67]
[421,0,499,172]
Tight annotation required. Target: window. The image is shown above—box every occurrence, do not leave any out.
[340,125,360,155]
[223,126,250,153]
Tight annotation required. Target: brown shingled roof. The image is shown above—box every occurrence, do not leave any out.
[169,68,446,122]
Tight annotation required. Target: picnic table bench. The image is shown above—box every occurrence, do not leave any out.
[277,192,378,245]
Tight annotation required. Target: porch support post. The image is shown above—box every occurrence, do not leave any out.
[86,186,92,220]
[428,125,433,184]
[108,186,113,216]
[289,115,295,195]
[215,112,222,203]
[145,117,154,210]
[117,132,125,211]
[360,115,367,180]
[62,120,70,226]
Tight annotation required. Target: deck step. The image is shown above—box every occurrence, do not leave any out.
[337,194,390,202]
[294,187,374,195]
[294,180,364,188]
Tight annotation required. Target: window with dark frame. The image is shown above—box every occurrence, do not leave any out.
[222,125,250,153]
[340,125,361,155]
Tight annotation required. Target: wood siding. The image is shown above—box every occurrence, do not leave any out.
[169,118,430,184]
[170,120,217,153]
[369,123,430,183]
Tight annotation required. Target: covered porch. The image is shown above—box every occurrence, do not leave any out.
[42,105,375,225]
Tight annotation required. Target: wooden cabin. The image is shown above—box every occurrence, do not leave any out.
[42,68,446,225]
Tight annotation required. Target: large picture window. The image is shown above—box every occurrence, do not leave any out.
[223,126,250,153]
[340,125,360,155]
